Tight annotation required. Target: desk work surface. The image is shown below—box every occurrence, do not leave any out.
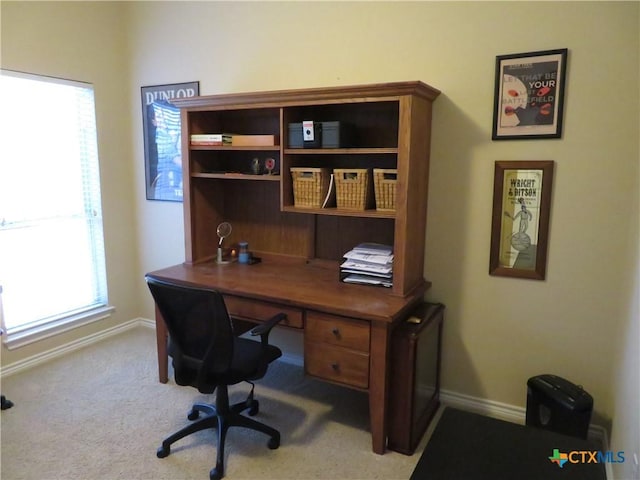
[148,258,429,323]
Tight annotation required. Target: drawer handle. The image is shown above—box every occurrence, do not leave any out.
[331,328,340,337]
[331,362,340,371]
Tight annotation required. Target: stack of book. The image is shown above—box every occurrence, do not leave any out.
[190,133,232,146]
[189,133,279,147]
[340,243,393,287]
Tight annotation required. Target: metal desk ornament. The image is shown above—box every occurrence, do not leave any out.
[216,222,233,264]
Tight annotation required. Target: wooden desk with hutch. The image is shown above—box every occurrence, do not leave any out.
[149,81,440,455]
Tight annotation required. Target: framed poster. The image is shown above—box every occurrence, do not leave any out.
[489,161,554,280]
[492,49,568,140]
[142,81,199,201]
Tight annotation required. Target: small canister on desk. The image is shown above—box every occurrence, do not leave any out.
[238,242,250,264]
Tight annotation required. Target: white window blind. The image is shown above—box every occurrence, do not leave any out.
[0,70,110,348]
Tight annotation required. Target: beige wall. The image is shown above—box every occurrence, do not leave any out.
[2,2,638,478]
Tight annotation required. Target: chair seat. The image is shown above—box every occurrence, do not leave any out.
[172,337,282,393]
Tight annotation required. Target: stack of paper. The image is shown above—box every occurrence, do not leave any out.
[340,243,393,287]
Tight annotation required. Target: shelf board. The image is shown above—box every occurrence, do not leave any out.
[284,148,397,155]
[282,205,395,219]
[192,173,280,181]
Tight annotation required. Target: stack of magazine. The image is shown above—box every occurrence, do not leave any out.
[340,243,393,287]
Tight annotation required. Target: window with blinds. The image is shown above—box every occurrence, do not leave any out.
[0,70,111,348]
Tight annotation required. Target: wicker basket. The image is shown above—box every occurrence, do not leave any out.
[291,167,329,208]
[373,168,397,211]
[334,168,371,210]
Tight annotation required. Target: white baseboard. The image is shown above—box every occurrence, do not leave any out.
[440,387,526,424]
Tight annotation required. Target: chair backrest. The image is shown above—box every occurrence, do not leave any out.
[145,275,235,391]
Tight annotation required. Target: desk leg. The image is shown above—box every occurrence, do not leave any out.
[155,305,168,384]
[369,321,390,454]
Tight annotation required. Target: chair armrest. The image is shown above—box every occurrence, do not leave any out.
[250,312,287,344]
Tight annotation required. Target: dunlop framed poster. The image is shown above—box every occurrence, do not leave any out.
[142,81,199,201]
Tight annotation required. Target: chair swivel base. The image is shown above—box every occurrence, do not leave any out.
[156,387,280,480]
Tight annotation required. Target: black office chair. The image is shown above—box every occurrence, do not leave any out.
[145,275,286,480]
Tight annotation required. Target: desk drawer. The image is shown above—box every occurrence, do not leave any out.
[305,342,369,389]
[305,312,370,352]
[224,295,303,329]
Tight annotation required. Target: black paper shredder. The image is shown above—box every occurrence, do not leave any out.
[526,374,593,439]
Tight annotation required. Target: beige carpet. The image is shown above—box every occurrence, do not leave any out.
[0,326,436,480]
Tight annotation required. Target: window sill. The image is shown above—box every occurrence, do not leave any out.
[2,305,115,350]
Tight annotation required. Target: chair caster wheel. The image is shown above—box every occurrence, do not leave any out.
[268,435,280,449]
[188,409,200,421]
[209,466,222,480]
[157,445,170,458]
[248,400,259,416]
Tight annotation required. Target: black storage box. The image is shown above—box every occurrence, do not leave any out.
[388,302,444,454]
[288,121,352,148]
[526,374,593,439]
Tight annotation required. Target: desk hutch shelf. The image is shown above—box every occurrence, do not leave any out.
[173,81,440,298]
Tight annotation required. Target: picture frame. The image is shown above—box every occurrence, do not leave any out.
[492,49,568,140]
[489,161,554,280]
[142,81,199,201]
